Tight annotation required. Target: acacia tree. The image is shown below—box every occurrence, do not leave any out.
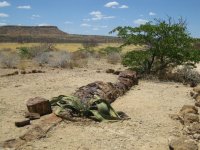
[111,18,200,74]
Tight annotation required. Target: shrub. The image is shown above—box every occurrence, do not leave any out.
[18,43,54,59]
[173,66,200,85]
[47,51,73,68]
[0,52,20,68]
[107,52,121,64]
[34,52,51,65]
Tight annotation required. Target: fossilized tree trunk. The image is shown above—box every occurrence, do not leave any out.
[73,70,138,104]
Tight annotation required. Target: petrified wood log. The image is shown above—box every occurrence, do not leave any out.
[26,97,52,116]
[74,70,138,104]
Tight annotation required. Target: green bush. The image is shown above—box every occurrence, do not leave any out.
[18,47,30,58]
[122,50,150,73]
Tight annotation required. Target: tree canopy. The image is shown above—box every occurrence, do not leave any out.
[111,17,200,74]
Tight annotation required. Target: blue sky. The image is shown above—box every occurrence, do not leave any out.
[0,0,199,37]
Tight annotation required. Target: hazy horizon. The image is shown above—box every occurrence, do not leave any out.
[0,0,199,37]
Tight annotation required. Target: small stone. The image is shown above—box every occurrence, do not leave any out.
[25,112,40,120]
[96,70,101,73]
[195,101,200,107]
[193,134,200,140]
[32,70,37,73]
[21,70,26,74]
[113,70,121,75]
[106,69,115,74]
[15,118,30,127]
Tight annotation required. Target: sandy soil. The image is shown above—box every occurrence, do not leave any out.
[0,59,196,150]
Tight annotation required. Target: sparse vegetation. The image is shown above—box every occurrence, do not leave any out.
[107,52,121,64]
[0,51,20,68]
[18,43,54,59]
[173,66,200,85]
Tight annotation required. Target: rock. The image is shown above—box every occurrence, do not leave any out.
[21,70,26,74]
[119,70,138,85]
[182,113,199,125]
[195,100,200,107]
[190,82,198,88]
[106,69,115,74]
[193,134,200,140]
[118,77,134,89]
[187,123,200,135]
[25,112,40,120]
[190,91,199,99]
[194,86,200,94]
[15,118,30,127]
[169,114,180,120]
[179,105,198,116]
[113,70,121,75]
[168,136,198,150]
[32,70,37,73]
[19,125,46,141]
[196,96,200,101]
[96,70,101,73]
[26,97,52,116]
[0,138,25,149]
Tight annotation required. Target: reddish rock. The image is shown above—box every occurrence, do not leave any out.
[15,118,30,127]
[26,97,52,116]
[25,112,40,120]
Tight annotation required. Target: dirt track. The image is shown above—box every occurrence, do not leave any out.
[0,60,196,150]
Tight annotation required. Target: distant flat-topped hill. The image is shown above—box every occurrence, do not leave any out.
[0,25,120,43]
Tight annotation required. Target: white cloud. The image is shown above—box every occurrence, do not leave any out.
[64,21,73,24]
[0,22,6,26]
[90,11,115,21]
[38,23,51,26]
[105,1,119,8]
[32,14,40,18]
[119,5,129,9]
[31,14,40,19]
[0,1,10,7]
[80,23,91,27]
[17,5,31,9]
[149,12,156,16]
[0,13,9,18]
[134,19,148,25]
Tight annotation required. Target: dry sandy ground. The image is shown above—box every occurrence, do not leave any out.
[0,59,197,150]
